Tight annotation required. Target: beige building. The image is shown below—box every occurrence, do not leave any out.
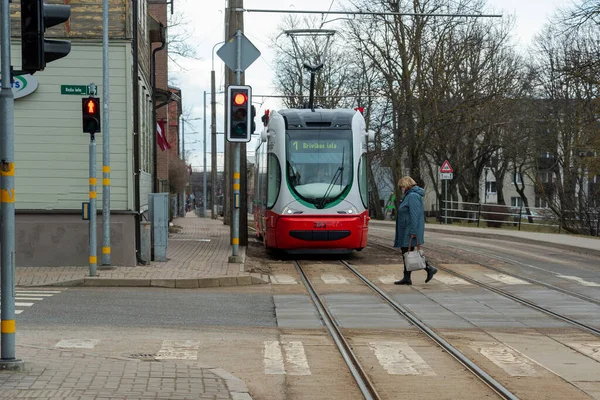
[8,0,168,266]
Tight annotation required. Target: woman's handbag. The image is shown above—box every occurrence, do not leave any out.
[403,239,427,272]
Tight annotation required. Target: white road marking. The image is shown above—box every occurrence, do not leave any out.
[320,274,349,284]
[471,342,538,376]
[270,274,297,284]
[556,275,600,287]
[14,302,34,307]
[264,341,311,375]
[15,291,61,295]
[55,339,100,349]
[155,340,200,360]
[568,342,600,362]
[264,341,286,375]
[433,275,471,285]
[369,341,436,376]
[282,341,311,376]
[0,289,62,316]
[379,275,401,284]
[485,273,530,285]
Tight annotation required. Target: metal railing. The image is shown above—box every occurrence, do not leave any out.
[440,200,600,236]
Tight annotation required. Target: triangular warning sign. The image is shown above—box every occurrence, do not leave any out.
[440,160,453,173]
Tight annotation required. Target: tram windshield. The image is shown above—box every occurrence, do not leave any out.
[285,129,353,208]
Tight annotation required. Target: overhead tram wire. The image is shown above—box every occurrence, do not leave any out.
[235,8,503,19]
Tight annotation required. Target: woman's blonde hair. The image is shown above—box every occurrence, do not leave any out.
[398,176,417,189]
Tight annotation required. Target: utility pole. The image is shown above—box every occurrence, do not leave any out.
[211,70,217,219]
[0,0,23,371]
[203,90,207,217]
[101,0,111,265]
[225,0,248,247]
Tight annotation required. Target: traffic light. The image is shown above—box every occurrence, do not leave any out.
[82,97,101,134]
[226,85,252,143]
[21,0,71,73]
[251,105,256,134]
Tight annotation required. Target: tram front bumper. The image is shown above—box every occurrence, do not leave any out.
[273,212,369,250]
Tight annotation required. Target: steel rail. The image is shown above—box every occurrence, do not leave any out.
[426,239,600,307]
[368,236,600,338]
[339,260,519,400]
[293,261,381,400]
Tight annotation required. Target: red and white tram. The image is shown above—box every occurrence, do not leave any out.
[253,108,375,252]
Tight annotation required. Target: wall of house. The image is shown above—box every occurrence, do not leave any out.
[13,42,133,211]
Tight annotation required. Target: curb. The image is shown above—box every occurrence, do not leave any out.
[425,227,600,258]
[210,367,254,400]
[32,274,270,289]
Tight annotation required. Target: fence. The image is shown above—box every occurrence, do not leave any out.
[440,200,600,236]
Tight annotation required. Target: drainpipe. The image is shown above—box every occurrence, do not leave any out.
[132,0,142,263]
[152,25,166,193]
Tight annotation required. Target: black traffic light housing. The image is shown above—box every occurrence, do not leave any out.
[21,0,71,73]
[82,97,101,134]
[226,85,252,143]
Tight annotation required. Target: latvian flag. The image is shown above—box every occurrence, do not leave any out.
[157,120,171,151]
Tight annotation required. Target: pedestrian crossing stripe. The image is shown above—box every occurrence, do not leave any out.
[263,341,311,375]
[0,289,63,316]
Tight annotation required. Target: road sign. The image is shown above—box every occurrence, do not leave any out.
[440,172,453,180]
[217,33,261,72]
[61,85,89,95]
[440,160,453,173]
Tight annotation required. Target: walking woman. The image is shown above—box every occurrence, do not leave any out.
[393,176,437,285]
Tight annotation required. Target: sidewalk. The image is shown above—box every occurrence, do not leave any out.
[370,219,600,257]
[15,213,269,288]
[3,213,258,399]
[0,345,253,399]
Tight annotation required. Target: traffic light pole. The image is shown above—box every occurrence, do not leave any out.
[0,0,23,371]
[101,0,111,265]
[89,132,97,277]
[88,85,98,277]
[230,29,243,261]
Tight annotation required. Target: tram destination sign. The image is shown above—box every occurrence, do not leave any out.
[290,140,343,152]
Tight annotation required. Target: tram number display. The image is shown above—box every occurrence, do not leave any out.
[291,141,342,151]
[314,222,327,228]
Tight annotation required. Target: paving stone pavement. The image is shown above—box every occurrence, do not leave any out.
[15,213,268,288]
[0,346,252,400]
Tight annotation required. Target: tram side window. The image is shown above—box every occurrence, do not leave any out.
[267,154,281,208]
[358,153,368,208]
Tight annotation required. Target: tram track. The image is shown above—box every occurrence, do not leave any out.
[368,234,600,338]
[426,238,600,307]
[293,259,519,400]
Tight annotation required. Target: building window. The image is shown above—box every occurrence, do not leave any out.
[535,196,548,208]
[537,171,550,183]
[513,172,523,184]
[485,181,496,194]
[511,197,524,207]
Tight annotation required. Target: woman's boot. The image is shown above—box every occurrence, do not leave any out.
[425,263,438,283]
[394,270,412,285]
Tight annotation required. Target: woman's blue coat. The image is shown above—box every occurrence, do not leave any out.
[393,186,425,248]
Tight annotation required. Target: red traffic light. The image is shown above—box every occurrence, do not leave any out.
[82,97,101,134]
[85,99,97,115]
[233,92,247,106]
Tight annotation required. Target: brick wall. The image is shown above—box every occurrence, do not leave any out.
[149,2,170,187]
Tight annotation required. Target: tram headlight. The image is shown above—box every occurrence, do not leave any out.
[283,206,303,215]
[338,206,359,215]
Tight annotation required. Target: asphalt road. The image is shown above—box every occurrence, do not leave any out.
[18,287,277,327]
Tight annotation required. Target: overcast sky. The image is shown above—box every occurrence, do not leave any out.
[169,0,574,170]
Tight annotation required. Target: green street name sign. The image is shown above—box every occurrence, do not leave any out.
[61,85,89,95]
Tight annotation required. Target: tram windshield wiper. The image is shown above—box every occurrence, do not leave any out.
[316,147,345,209]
